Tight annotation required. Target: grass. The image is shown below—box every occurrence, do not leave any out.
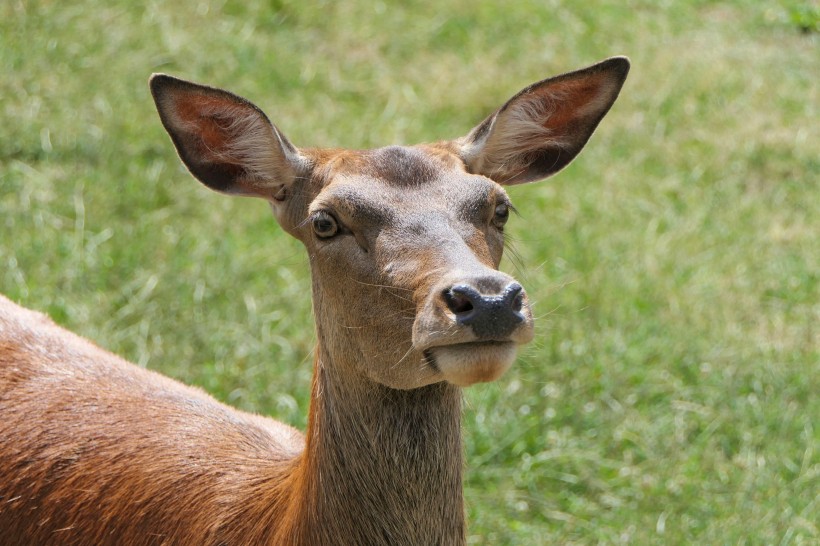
[1,0,817,543]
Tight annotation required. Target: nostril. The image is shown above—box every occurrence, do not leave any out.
[506,283,525,313]
[443,287,475,315]
[514,292,524,312]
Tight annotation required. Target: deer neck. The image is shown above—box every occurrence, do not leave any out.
[291,341,466,545]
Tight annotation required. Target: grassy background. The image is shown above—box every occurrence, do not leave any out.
[1,0,817,543]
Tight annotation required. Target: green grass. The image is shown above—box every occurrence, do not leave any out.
[1,0,817,543]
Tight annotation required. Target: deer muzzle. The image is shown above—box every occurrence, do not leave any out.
[413,272,534,386]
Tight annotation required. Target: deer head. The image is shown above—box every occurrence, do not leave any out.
[150,57,629,390]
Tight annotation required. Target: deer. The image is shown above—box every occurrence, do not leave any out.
[0,57,629,545]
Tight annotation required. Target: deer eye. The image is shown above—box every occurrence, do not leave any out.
[492,203,510,229]
[312,211,339,239]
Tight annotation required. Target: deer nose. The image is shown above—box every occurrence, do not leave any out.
[442,282,527,340]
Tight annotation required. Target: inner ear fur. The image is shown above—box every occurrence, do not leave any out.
[150,74,306,198]
[459,56,630,185]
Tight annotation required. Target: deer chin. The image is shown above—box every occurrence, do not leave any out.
[426,341,518,387]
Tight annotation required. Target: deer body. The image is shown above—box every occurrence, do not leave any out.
[0,58,629,545]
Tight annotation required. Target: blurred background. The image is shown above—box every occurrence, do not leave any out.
[1,1,817,543]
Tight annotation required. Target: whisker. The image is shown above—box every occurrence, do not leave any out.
[350,278,414,293]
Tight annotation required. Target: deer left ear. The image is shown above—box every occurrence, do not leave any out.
[150,74,308,199]
[458,57,630,185]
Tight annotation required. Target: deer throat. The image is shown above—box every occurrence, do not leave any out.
[296,353,466,545]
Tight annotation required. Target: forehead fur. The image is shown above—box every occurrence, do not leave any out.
[305,143,510,230]
[319,144,464,188]
[307,145,507,226]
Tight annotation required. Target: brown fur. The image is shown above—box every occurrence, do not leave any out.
[0,57,629,545]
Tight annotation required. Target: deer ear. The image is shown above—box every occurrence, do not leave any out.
[458,57,629,185]
[149,74,308,199]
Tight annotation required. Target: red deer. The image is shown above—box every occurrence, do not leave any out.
[0,57,629,545]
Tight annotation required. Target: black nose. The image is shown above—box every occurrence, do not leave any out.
[443,282,527,339]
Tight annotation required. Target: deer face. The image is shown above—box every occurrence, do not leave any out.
[292,145,533,388]
[150,57,629,390]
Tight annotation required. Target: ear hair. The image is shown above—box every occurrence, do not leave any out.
[190,101,289,185]
[459,57,630,185]
[150,74,308,198]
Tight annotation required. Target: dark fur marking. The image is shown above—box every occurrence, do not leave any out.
[365,146,440,188]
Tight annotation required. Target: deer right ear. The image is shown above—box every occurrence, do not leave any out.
[149,74,308,200]
[458,57,630,185]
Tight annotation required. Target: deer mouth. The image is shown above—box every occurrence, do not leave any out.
[423,341,518,387]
